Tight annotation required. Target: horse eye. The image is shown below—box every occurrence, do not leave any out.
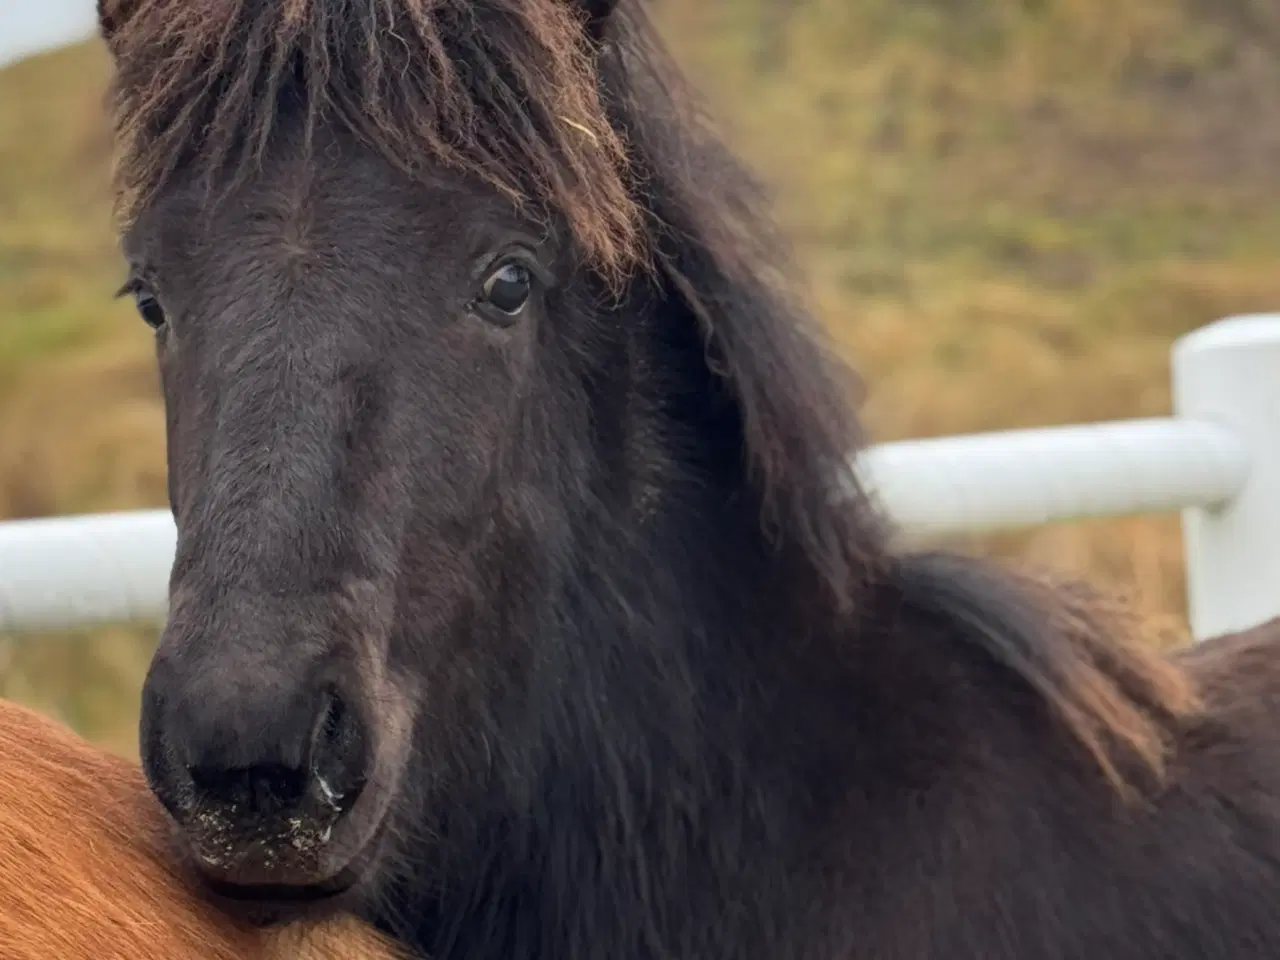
[479,261,533,317]
[132,287,167,330]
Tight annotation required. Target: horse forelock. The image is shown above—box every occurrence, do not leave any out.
[102,0,642,281]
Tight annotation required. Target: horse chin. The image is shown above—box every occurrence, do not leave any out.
[197,868,361,928]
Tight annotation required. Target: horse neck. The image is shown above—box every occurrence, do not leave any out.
[388,508,840,960]
[377,293,857,960]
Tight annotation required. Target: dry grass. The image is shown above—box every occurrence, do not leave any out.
[4,0,1280,748]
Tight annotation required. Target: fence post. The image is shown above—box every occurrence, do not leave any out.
[1173,314,1280,642]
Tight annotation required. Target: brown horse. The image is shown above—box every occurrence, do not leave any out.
[94,0,1280,957]
[0,696,401,959]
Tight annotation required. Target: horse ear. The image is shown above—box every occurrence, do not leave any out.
[574,0,623,41]
[97,0,135,48]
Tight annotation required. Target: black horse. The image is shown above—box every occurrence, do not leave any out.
[95,0,1280,957]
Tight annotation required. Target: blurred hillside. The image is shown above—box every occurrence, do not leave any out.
[3,0,1280,751]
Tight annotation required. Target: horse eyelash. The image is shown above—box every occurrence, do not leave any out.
[114,276,142,300]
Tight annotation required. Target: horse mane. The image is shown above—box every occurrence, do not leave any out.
[891,552,1198,797]
[100,0,1195,801]
[598,7,1200,795]
[0,697,402,960]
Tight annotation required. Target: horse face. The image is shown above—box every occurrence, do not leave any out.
[126,123,573,901]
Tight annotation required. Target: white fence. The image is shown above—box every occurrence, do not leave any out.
[1,314,1278,643]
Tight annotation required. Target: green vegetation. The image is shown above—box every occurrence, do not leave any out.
[4,0,1280,750]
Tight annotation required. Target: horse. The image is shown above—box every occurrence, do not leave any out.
[93,0,1280,956]
[0,696,402,959]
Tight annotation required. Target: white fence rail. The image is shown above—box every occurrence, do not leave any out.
[2,314,1279,643]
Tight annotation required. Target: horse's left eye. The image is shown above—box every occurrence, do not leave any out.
[134,289,167,330]
[117,277,168,331]
[480,261,533,317]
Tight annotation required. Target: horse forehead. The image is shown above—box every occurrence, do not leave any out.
[223,165,467,241]
[139,160,486,277]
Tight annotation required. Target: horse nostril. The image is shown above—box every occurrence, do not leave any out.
[187,763,309,816]
[321,694,345,745]
[308,687,368,815]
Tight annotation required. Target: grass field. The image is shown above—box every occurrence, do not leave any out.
[3,0,1280,752]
